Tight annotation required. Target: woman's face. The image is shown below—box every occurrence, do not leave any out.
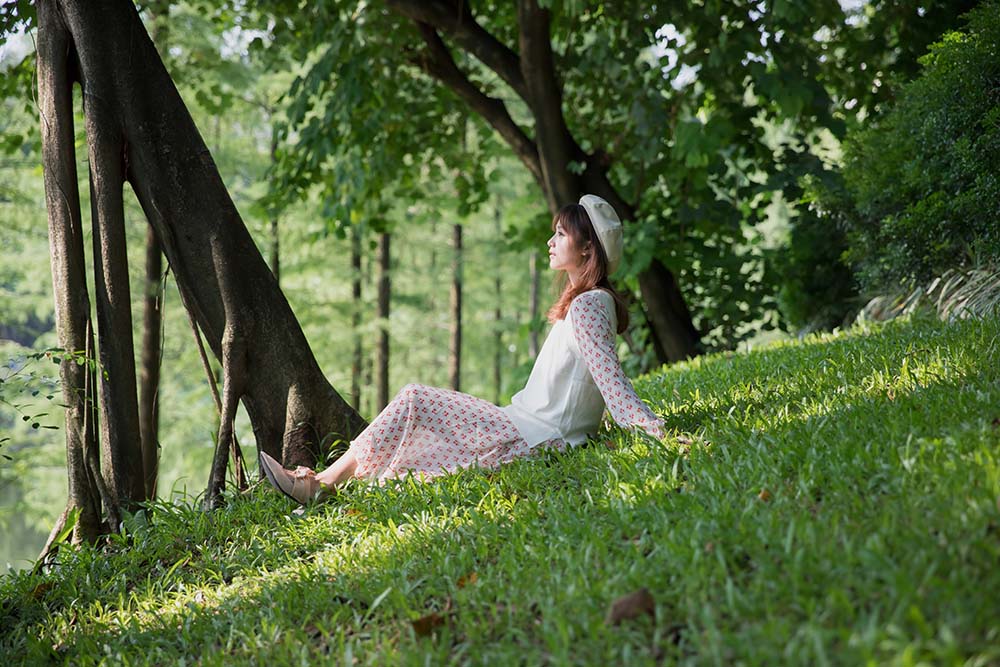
[547,221,584,272]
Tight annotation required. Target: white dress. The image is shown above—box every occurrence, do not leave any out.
[348,289,664,481]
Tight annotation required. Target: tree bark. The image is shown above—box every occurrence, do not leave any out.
[269,134,280,285]
[137,0,170,502]
[375,232,391,412]
[639,259,701,362]
[37,0,105,543]
[85,67,146,505]
[350,224,363,411]
[139,226,162,500]
[493,202,503,404]
[517,0,579,211]
[528,250,540,358]
[40,0,367,488]
[449,223,463,391]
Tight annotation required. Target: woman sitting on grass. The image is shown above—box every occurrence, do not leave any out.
[260,195,666,503]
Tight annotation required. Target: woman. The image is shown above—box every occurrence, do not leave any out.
[260,195,665,504]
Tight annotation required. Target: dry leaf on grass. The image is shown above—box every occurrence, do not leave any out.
[412,598,453,637]
[412,612,446,637]
[604,587,655,626]
[758,488,772,502]
[456,572,478,588]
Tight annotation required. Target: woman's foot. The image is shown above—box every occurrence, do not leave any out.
[259,451,329,504]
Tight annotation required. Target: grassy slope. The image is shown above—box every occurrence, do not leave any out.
[1,314,998,665]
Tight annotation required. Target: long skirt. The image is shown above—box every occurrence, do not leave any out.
[348,383,555,483]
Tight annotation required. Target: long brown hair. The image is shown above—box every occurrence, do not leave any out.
[546,204,629,334]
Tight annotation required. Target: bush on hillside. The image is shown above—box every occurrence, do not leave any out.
[774,171,860,333]
[840,1,1000,289]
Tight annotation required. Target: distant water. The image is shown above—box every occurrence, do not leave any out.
[0,478,56,575]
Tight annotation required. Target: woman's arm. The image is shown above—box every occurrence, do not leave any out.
[570,292,665,438]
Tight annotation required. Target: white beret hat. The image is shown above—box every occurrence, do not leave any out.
[579,194,623,276]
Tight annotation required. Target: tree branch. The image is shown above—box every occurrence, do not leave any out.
[517,0,579,210]
[387,0,529,102]
[414,23,543,188]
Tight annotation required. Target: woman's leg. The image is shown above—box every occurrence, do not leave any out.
[342,383,529,482]
[314,449,357,487]
[268,383,530,496]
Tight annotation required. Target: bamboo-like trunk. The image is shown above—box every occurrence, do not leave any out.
[449,223,463,391]
[139,226,162,500]
[350,224,363,411]
[269,135,280,285]
[493,201,503,404]
[528,250,540,358]
[375,232,391,412]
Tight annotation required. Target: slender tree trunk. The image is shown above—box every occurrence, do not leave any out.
[37,0,104,543]
[375,232,390,412]
[269,135,280,285]
[139,226,162,500]
[39,0,367,496]
[350,224,362,411]
[528,250,540,358]
[85,60,146,506]
[449,223,462,391]
[493,202,503,404]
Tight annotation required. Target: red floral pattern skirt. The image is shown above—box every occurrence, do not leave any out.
[349,383,560,482]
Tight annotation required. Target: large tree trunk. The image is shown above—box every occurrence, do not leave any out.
[39,0,367,505]
[375,232,390,412]
[449,223,462,391]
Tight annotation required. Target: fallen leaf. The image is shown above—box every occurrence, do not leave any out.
[412,612,446,637]
[456,572,478,588]
[758,488,772,502]
[604,588,655,626]
[704,541,715,554]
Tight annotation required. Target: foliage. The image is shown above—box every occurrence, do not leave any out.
[772,171,859,332]
[840,1,1000,290]
[2,313,999,663]
[239,0,982,351]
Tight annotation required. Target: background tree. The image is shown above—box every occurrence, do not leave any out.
[256,0,980,355]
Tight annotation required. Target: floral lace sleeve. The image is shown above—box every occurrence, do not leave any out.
[569,292,665,438]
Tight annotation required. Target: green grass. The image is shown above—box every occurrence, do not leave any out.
[2,314,999,665]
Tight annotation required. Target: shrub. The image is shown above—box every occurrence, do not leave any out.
[841,1,1000,289]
